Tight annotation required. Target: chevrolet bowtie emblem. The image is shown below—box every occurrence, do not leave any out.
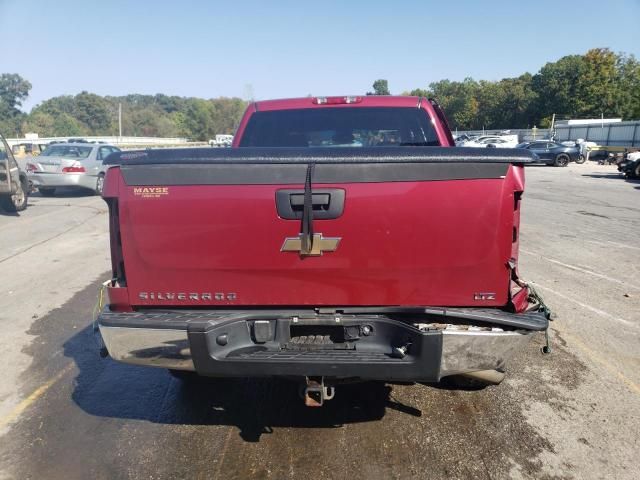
[281,233,341,256]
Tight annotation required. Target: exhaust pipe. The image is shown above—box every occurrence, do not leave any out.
[460,369,505,385]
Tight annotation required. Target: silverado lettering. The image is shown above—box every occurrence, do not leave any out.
[97,95,549,407]
[138,292,236,301]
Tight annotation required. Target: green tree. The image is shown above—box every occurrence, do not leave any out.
[0,73,31,111]
[51,113,86,136]
[210,97,247,134]
[23,111,55,136]
[406,88,430,97]
[72,91,113,134]
[180,99,215,140]
[368,79,390,95]
[616,54,640,119]
[125,107,178,137]
[34,95,77,117]
[426,78,480,130]
[0,73,31,136]
[484,75,537,128]
[171,111,189,138]
[531,54,585,121]
[410,48,639,129]
[574,48,619,118]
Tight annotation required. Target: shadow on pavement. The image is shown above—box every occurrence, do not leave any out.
[32,188,96,198]
[0,208,20,216]
[1,188,95,215]
[64,323,422,442]
[582,173,640,183]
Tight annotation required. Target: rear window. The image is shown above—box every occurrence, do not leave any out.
[41,145,93,159]
[239,107,439,147]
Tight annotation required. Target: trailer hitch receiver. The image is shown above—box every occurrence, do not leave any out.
[303,377,335,407]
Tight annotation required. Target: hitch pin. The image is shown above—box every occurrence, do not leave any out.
[93,279,112,358]
[541,328,551,354]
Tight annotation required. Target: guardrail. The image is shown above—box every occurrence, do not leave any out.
[456,121,640,146]
[5,136,190,147]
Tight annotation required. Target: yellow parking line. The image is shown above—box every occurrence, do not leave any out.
[530,282,640,396]
[559,330,640,396]
[0,363,73,430]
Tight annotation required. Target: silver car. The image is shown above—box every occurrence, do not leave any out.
[27,143,120,196]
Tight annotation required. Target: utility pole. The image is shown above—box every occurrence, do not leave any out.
[243,84,255,102]
[118,103,122,139]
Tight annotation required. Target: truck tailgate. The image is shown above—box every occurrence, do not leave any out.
[104,147,531,308]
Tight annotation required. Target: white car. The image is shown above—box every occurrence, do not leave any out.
[459,135,519,148]
[209,134,234,147]
[27,143,120,196]
[454,134,480,146]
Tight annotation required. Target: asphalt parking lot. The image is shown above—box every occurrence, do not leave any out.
[0,163,638,480]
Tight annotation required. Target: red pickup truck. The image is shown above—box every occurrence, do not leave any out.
[98,96,548,406]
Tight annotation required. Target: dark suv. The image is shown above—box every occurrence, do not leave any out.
[0,134,29,212]
[516,141,581,167]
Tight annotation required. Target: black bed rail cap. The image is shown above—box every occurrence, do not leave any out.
[104,146,536,166]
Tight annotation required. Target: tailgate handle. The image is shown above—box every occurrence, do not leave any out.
[289,193,329,208]
[276,189,345,220]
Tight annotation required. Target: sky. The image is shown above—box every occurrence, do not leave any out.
[1,0,639,111]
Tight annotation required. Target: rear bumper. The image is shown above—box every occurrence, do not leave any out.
[29,172,96,189]
[98,308,547,381]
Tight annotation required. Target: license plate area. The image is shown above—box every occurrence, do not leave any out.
[287,324,353,350]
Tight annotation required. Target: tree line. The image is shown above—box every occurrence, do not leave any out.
[0,80,247,141]
[1,48,638,140]
[401,48,640,130]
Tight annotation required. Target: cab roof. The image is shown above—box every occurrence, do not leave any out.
[253,95,422,112]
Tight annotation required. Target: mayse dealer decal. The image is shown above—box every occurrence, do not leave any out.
[133,186,170,198]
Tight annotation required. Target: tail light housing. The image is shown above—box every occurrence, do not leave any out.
[62,163,86,173]
[26,163,38,172]
[102,168,131,311]
[105,198,126,286]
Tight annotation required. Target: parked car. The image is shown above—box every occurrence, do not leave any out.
[27,143,120,196]
[459,135,519,148]
[0,133,29,212]
[515,141,580,167]
[96,95,548,407]
[618,151,640,178]
[11,142,47,157]
[453,134,477,145]
[209,134,234,147]
[559,141,587,163]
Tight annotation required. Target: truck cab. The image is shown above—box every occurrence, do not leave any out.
[233,95,454,148]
